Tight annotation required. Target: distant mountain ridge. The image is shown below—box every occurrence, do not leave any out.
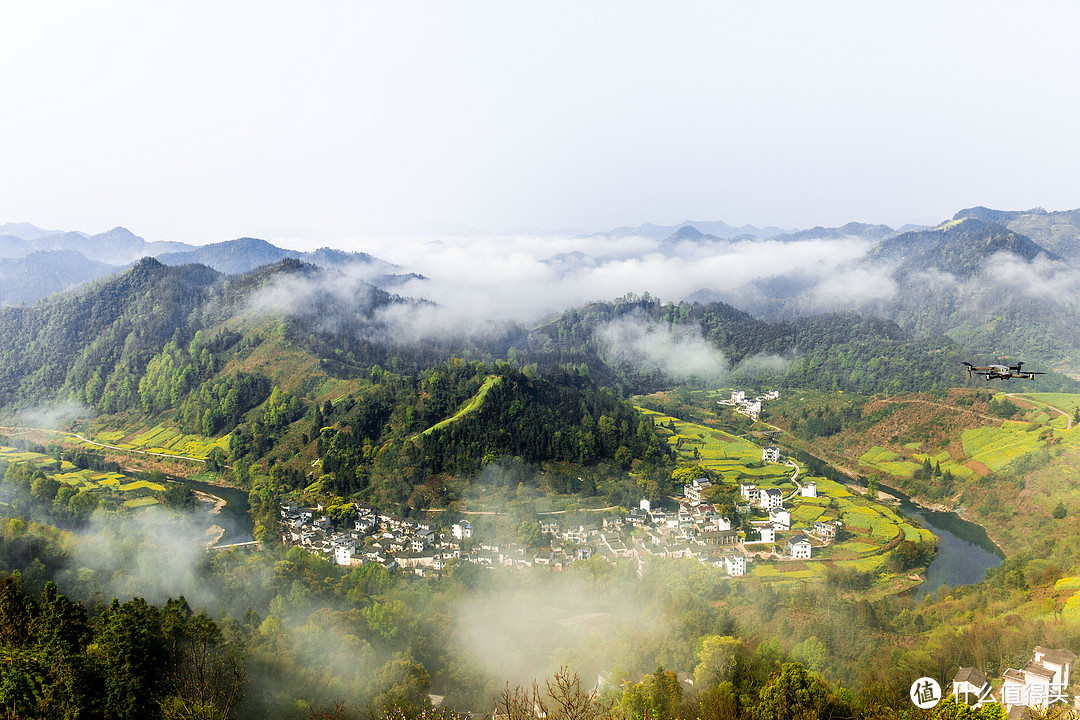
[953,206,1080,257]
[595,219,788,240]
[0,223,400,306]
[870,217,1059,278]
[156,237,396,275]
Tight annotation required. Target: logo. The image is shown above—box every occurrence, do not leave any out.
[910,677,941,709]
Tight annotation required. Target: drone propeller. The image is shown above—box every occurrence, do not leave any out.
[962,361,973,379]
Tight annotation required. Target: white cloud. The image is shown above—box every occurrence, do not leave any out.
[595,314,727,382]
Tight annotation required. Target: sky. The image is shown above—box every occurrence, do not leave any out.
[2,1,1080,246]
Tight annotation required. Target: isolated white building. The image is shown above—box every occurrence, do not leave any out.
[762,446,781,463]
[452,522,472,540]
[788,536,812,559]
[724,555,746,577]
[800,481,818,498]
[334,544,355,566]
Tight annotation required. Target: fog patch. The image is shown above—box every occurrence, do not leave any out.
[596,315,727,382]
[732,353,789,379]
[807,264,898,310]
[12,401,92,430]
[335,233,879,327]
[62,505,219,608]
[982,252,1080,304]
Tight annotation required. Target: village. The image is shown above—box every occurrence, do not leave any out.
[279,443,844,580]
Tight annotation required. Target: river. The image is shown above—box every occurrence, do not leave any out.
[885,486,1004,599]
[172,475,254,545]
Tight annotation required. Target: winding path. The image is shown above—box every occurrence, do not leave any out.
[1005,393,1074,429]
[782,460,802,501]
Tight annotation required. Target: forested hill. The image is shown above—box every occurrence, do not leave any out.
[0,258,675,511]
[0,258,222,407]
[0,257,411,410]
[868,217,1058,278]
[524,295,1079,395]
[313,360,672,507]
[953,205,1080,258]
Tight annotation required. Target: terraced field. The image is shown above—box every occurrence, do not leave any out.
[90,425,229,460]
[0,444,164,508]
[636,406,792,487]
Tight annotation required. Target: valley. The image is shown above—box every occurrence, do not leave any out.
[4,211,1080,719]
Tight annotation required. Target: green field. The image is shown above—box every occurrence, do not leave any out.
[961,425,1046,473]
[636,406,792,487]
[1,444,167,507]
[1013,393,1080,417]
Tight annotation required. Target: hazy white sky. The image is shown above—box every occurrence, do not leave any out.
[2,1,1079,245]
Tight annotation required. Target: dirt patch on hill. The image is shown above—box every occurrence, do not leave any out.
[821,392,998,468]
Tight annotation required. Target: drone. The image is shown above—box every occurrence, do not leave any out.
[963,361,1045,381]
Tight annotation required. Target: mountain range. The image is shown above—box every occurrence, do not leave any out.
[0,224,400,306]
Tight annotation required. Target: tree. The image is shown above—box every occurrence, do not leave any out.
[755,662,834,720]
[619,667,681,720]
[163,484,198,511]
[1053,502,1067,519]
[161,610,245,720]
[498,667,609,720]
[693,635,740,691]
[866,474,879,499]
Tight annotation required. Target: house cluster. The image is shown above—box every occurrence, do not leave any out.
[951,646,1076,718]
[279,471,839,578]
[281,493,759,578]
[733,480,838,559]
[281,501,453,575]
[718,389,780,421]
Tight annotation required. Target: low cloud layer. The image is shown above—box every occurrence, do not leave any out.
[596,315,727,382]
[255,232,882,344]
[10,402,92,430]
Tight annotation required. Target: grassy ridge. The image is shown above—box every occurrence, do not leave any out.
[415,375,502,439]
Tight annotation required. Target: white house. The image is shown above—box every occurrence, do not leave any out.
[788,536,812,559]
[757,527,775,543]
[950,667,988,704]
[768,509,791,530]
[800,481,818,498]
[452,522,472,540]
[731,390,745,403]
[1033,647,1076,689]
[760,488,783,510]
[334,544,355,566]
[684,478,713,505]
[740,483,759,502]
[723,555,746,577]
[762,446,781,463]
[813,520,837,538]
[764,390,780,400]
[640,498,651,512]
[742,401,761,420]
